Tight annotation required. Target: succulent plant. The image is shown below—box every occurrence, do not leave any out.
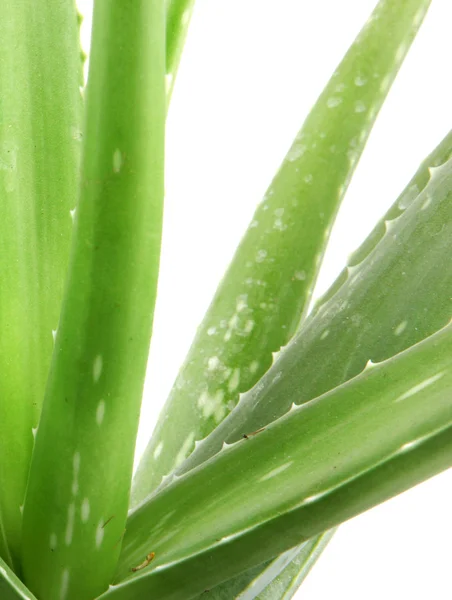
[0,1,451,599]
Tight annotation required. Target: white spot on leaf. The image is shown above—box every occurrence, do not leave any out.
[113,149,123,173]
[208,356,221,371]
[73,452,81,473]
[60,568,70,600]
[65,504,75,546]
[236,295,248,312]
[153,441,163,459]
[259,461,293,482]
[294,270,306,281]
[256,249,267,263]
[93,355,103,383]
[244,320,254,334]
[394,321,407,336]
[287,143,306,162]
[96,520,105,548]
[228,368,240,393]
[354,101,366,113]
[354,75,367,86]
[327,96,342,108]
[395,372,445,403]
[249,361,259,374]
[81,498,90,523]
[96,400,106,425]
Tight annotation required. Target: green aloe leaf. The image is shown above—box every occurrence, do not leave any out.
[190,550,297,600]
[173,127,452,476]
[20,2,165,600]
[253,532,335,600]
[144,111,452,600]
[104,320,452,600]
[192,533,333,600]
[0,0,83,569]
[132,0,431,507]
[0,557,37,600]
[166,0,196,102]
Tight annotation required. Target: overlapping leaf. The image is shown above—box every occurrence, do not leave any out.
[102,319,452,600]
[0,557,37,600]
[132,0,432,509]
[0,0,82,569]
[174,129,452,475]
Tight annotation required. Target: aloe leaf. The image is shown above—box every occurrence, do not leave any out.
[0,557,37,600]
[0,1,83,569]
[170,126,452,478]
[141,123,452,600]
[132,0,431,507]
[189,531,334,600]
[103,321,452,600]
[20,2,165,600]
[166,0,196,102]
[190,553,292,600]
[252,532,335,600]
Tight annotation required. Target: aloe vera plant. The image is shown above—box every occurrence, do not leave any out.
[0,0,451,598]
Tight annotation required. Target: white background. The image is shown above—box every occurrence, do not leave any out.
[77,1,452,598]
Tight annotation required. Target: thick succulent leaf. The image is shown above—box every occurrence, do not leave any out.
[225,548,302,600]
[0,1,82,569]
[0,557,37,600]
[171,128,452,476]
[103,321,452,600]
[166,0,196,102]
[191,552,294,600]
[20,2,165,600]
[132,0,431,507]
[190,532,334,600]
[253,532,335,600]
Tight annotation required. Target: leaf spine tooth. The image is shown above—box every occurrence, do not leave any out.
[193,438,204,450]
[160,473,176,487]
[364,358,377,370]
[236,392,247,407]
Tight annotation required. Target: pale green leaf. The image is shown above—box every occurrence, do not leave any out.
[105,320,452,600]
[132,0,432,508]
[173,129,452,476]
[190,532,334,599]
[254,532,335,600]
